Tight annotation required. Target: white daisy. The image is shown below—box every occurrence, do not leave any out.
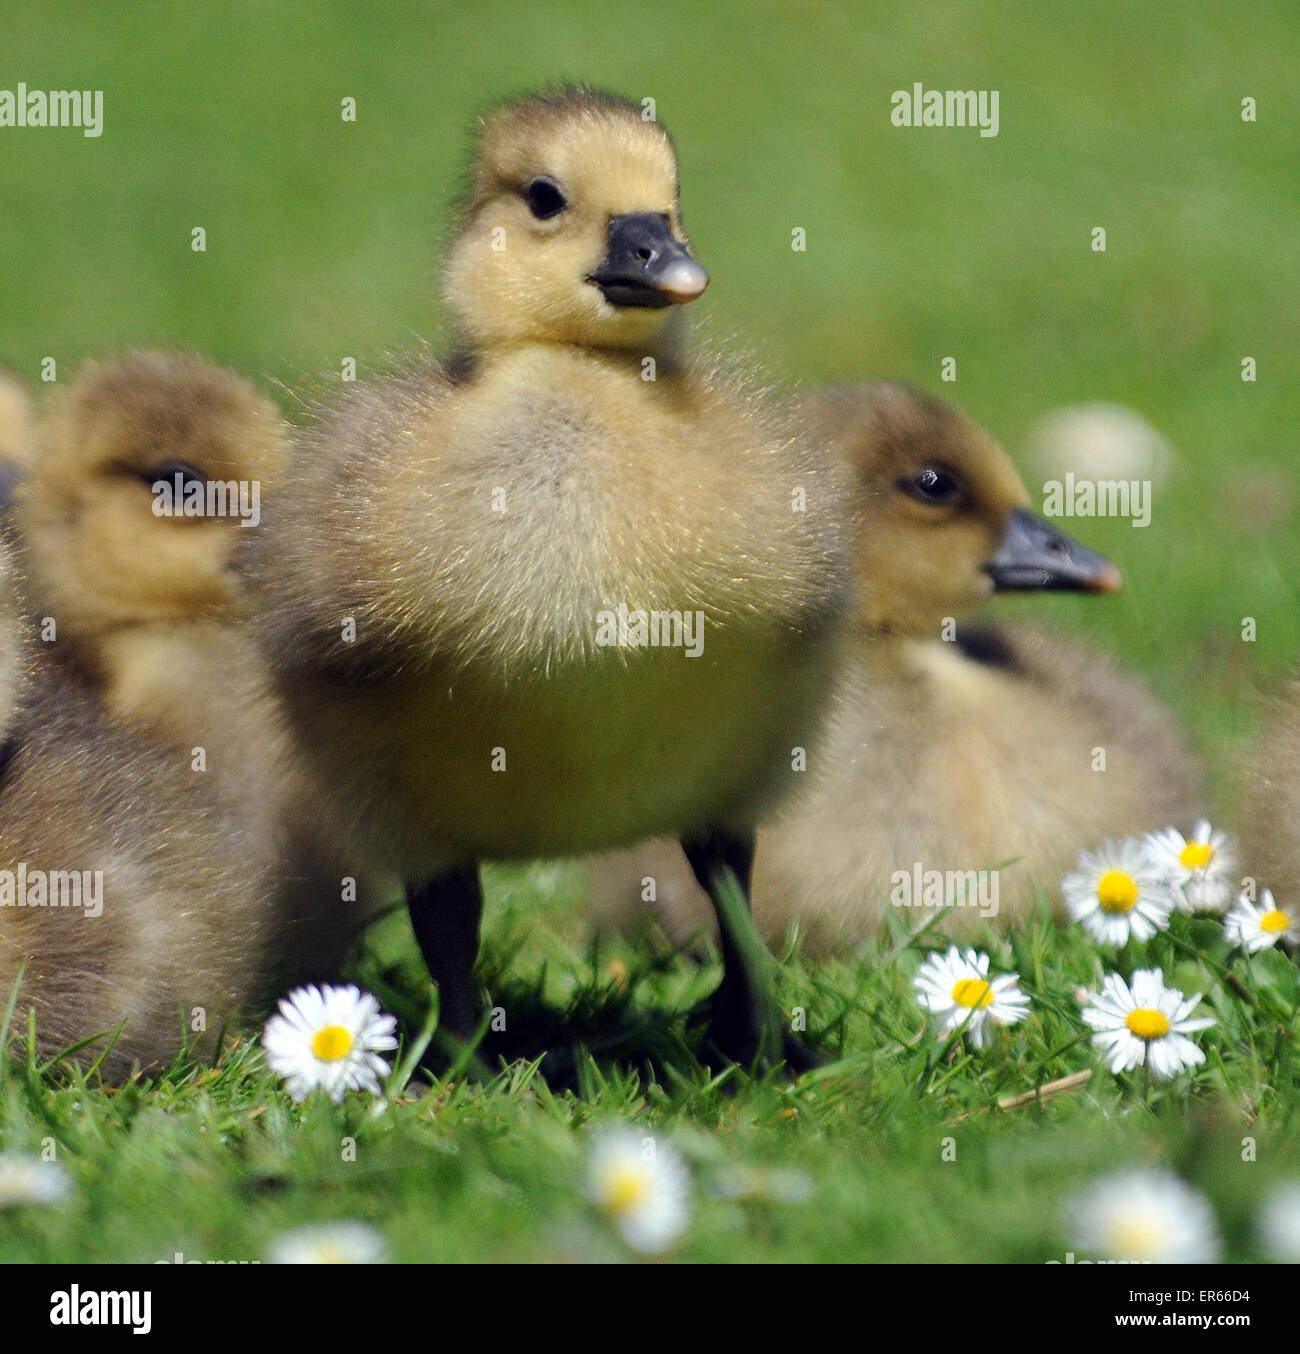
[709,1164,813,1204]
[1080,968,1215,1079]
[1257,1181,1300,1262]
[912,946,1030,1049]
[262,984,398,1104]
[1066,1169,1220,1263]
[266,1221,390,1264]
[1061,838,1177,945]
[0,1153,71,1208]
[1223,888,1300,952]
[1146,820,1236,913]
[586,1129,691,1254]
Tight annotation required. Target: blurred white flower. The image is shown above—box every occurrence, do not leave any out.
[709,1163,813,1204]
[1146,820,1236,913]
[586,1130,690,1254]
[1257,1181,1300,1262]
[262,984,398,1104]
[0,1153,71,1208]
[1066,1169,1219,1263]
[1026,402,1173,487]
[913,946,1030,1048]
[1081,968,1214,1079]
[267,1221,390,1264]
[1224,888,1299,952]
[1062,838,1178,945]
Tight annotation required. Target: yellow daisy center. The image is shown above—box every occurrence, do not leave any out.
[1097,870,1139,913]
[1105,1214,1162,1260]
[1260,909,1290,934]
[1179,842,1214,870]
[311,1025,354,1062]
[601,1165,650,1215]
[1125,1007,1170,1040]
[951,977,994,1009]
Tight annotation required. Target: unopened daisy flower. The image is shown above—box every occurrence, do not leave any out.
[0,1153,71,1208]
[1257,1181,1300,1262]
[1081,968,1214,1079]
[262,984,398,1104]
[1061,838,1177,945]
[266,1221,390,1264]
[586,1130,691,1254]
[1224,888,1299,952]
[1066,1169,1220,1263]
[913,946,1030,1048]
[1146,820,1236,912]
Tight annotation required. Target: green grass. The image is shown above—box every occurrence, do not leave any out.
[3,879,1299,1262]
[2,0,1299,1262]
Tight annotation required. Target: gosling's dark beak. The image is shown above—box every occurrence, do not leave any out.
[588,213,709,308]
[985,508,1123,594]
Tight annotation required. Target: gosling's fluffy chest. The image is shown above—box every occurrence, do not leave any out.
[267,344,848,872]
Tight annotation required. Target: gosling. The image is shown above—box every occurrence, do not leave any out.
[0,532,277,1078]
[588,384,1204,954]
[18,350,380,981]
[1239,680,1300,912]
[252,89,850,1067]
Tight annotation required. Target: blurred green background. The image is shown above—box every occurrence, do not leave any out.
[2,0,1297,795]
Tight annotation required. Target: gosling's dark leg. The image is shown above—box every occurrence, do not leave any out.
[406,862,484,1042]
[681,827,820,1073]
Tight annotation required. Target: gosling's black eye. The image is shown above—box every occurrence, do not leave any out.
[140,462,206,495]
[524,176,567,220]
[900,465,965,506]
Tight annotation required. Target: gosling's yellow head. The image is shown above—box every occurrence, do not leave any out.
[20,351,286,642]
[444,88,709,353]
[808,384,1122,635]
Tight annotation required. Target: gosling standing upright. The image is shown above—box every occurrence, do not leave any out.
[253,89,850,1066]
